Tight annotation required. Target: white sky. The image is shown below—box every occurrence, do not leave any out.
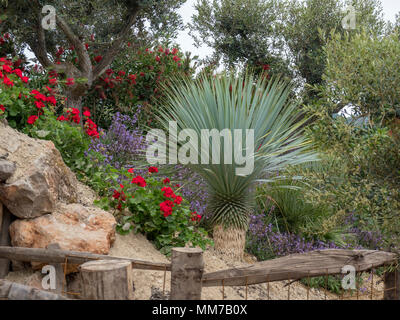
[176,0,400,59]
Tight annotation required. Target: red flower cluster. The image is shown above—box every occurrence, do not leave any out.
[83,108,99,138]
[191,212,202,222]
[58,107,81,124]
[1,58,60,125]
[27,115,38,125]
[57,107,100,138]
[131,175,146,187]
[161,186,175,198]
[148,166,158,173]
[158,183,183,217]
[30,89,56,110]
[0,58,22,88]
[112,184,126,211]
[160,200,174,217]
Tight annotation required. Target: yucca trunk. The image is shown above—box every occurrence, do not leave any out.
[213,225,247,260]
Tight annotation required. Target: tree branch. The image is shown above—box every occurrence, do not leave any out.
[55,14,92,83]
[92,6,140,80]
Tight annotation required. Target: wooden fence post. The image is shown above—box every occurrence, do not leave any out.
[170,247,204,300]
[45,243,65,295]
[0,203,11,279]
[79,259,134,300]
[384,267,400,300]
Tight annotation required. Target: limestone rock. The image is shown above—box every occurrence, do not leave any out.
[0,121,78,218]
[0,159,16,182]
[9,203,116,255]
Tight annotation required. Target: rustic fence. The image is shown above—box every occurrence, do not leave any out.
[200,249,400,300]
[0,245,399,300]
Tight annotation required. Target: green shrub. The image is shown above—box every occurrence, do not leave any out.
[26,109,91,172]
[255,169,344,244]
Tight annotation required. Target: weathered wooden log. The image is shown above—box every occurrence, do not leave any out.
[384,268,400,300]
[0,279,69,300]
[202,249,398,287]
[0,246,171,271]
[170,247,204,300]
[79,259,134,300]
[0,204,11,278]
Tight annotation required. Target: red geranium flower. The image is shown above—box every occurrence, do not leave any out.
[174,196,182,205]
[66,78,75,86]
[27,115,38,125]
[34,101,45,109]
[191,212,202,222]
[163,178,170,184]
[0,105,5,112]
[161,186,175,198]
[131,176,146,187]
[94,55,102,63]
[148,166,158,173]
[112,190,121,199]
[128,168,134,173]
[2,64,12,73]
[46,96,57,106]
[3,76,13,87]
[160,200,174,217]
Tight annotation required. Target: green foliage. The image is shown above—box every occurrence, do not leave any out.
[322,30,400,120]
[95,168,212,255]
[189,0,292,77]
[256,174,343,243]
[26,109,91,172]
[83,45,196,129]
[158,73,317,231]
[282,0,385,89]
[304,30,400,250]
[0,66,37,129]
[2,0,187,58]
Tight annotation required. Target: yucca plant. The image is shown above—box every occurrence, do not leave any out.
[157,73,318,259]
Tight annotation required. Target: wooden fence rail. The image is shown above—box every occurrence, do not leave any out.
[0,246,171,271]
[201,249,398,287]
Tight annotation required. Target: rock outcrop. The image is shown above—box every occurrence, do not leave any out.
[10,203,116,254]
[0,121,78,218]
[0,120,116,258]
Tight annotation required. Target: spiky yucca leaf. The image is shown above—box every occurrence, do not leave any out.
[157,74,318,230]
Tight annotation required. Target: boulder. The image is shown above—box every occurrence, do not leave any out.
[0,159,16,182]
[9,203,116,255]
[0,121,78,218]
